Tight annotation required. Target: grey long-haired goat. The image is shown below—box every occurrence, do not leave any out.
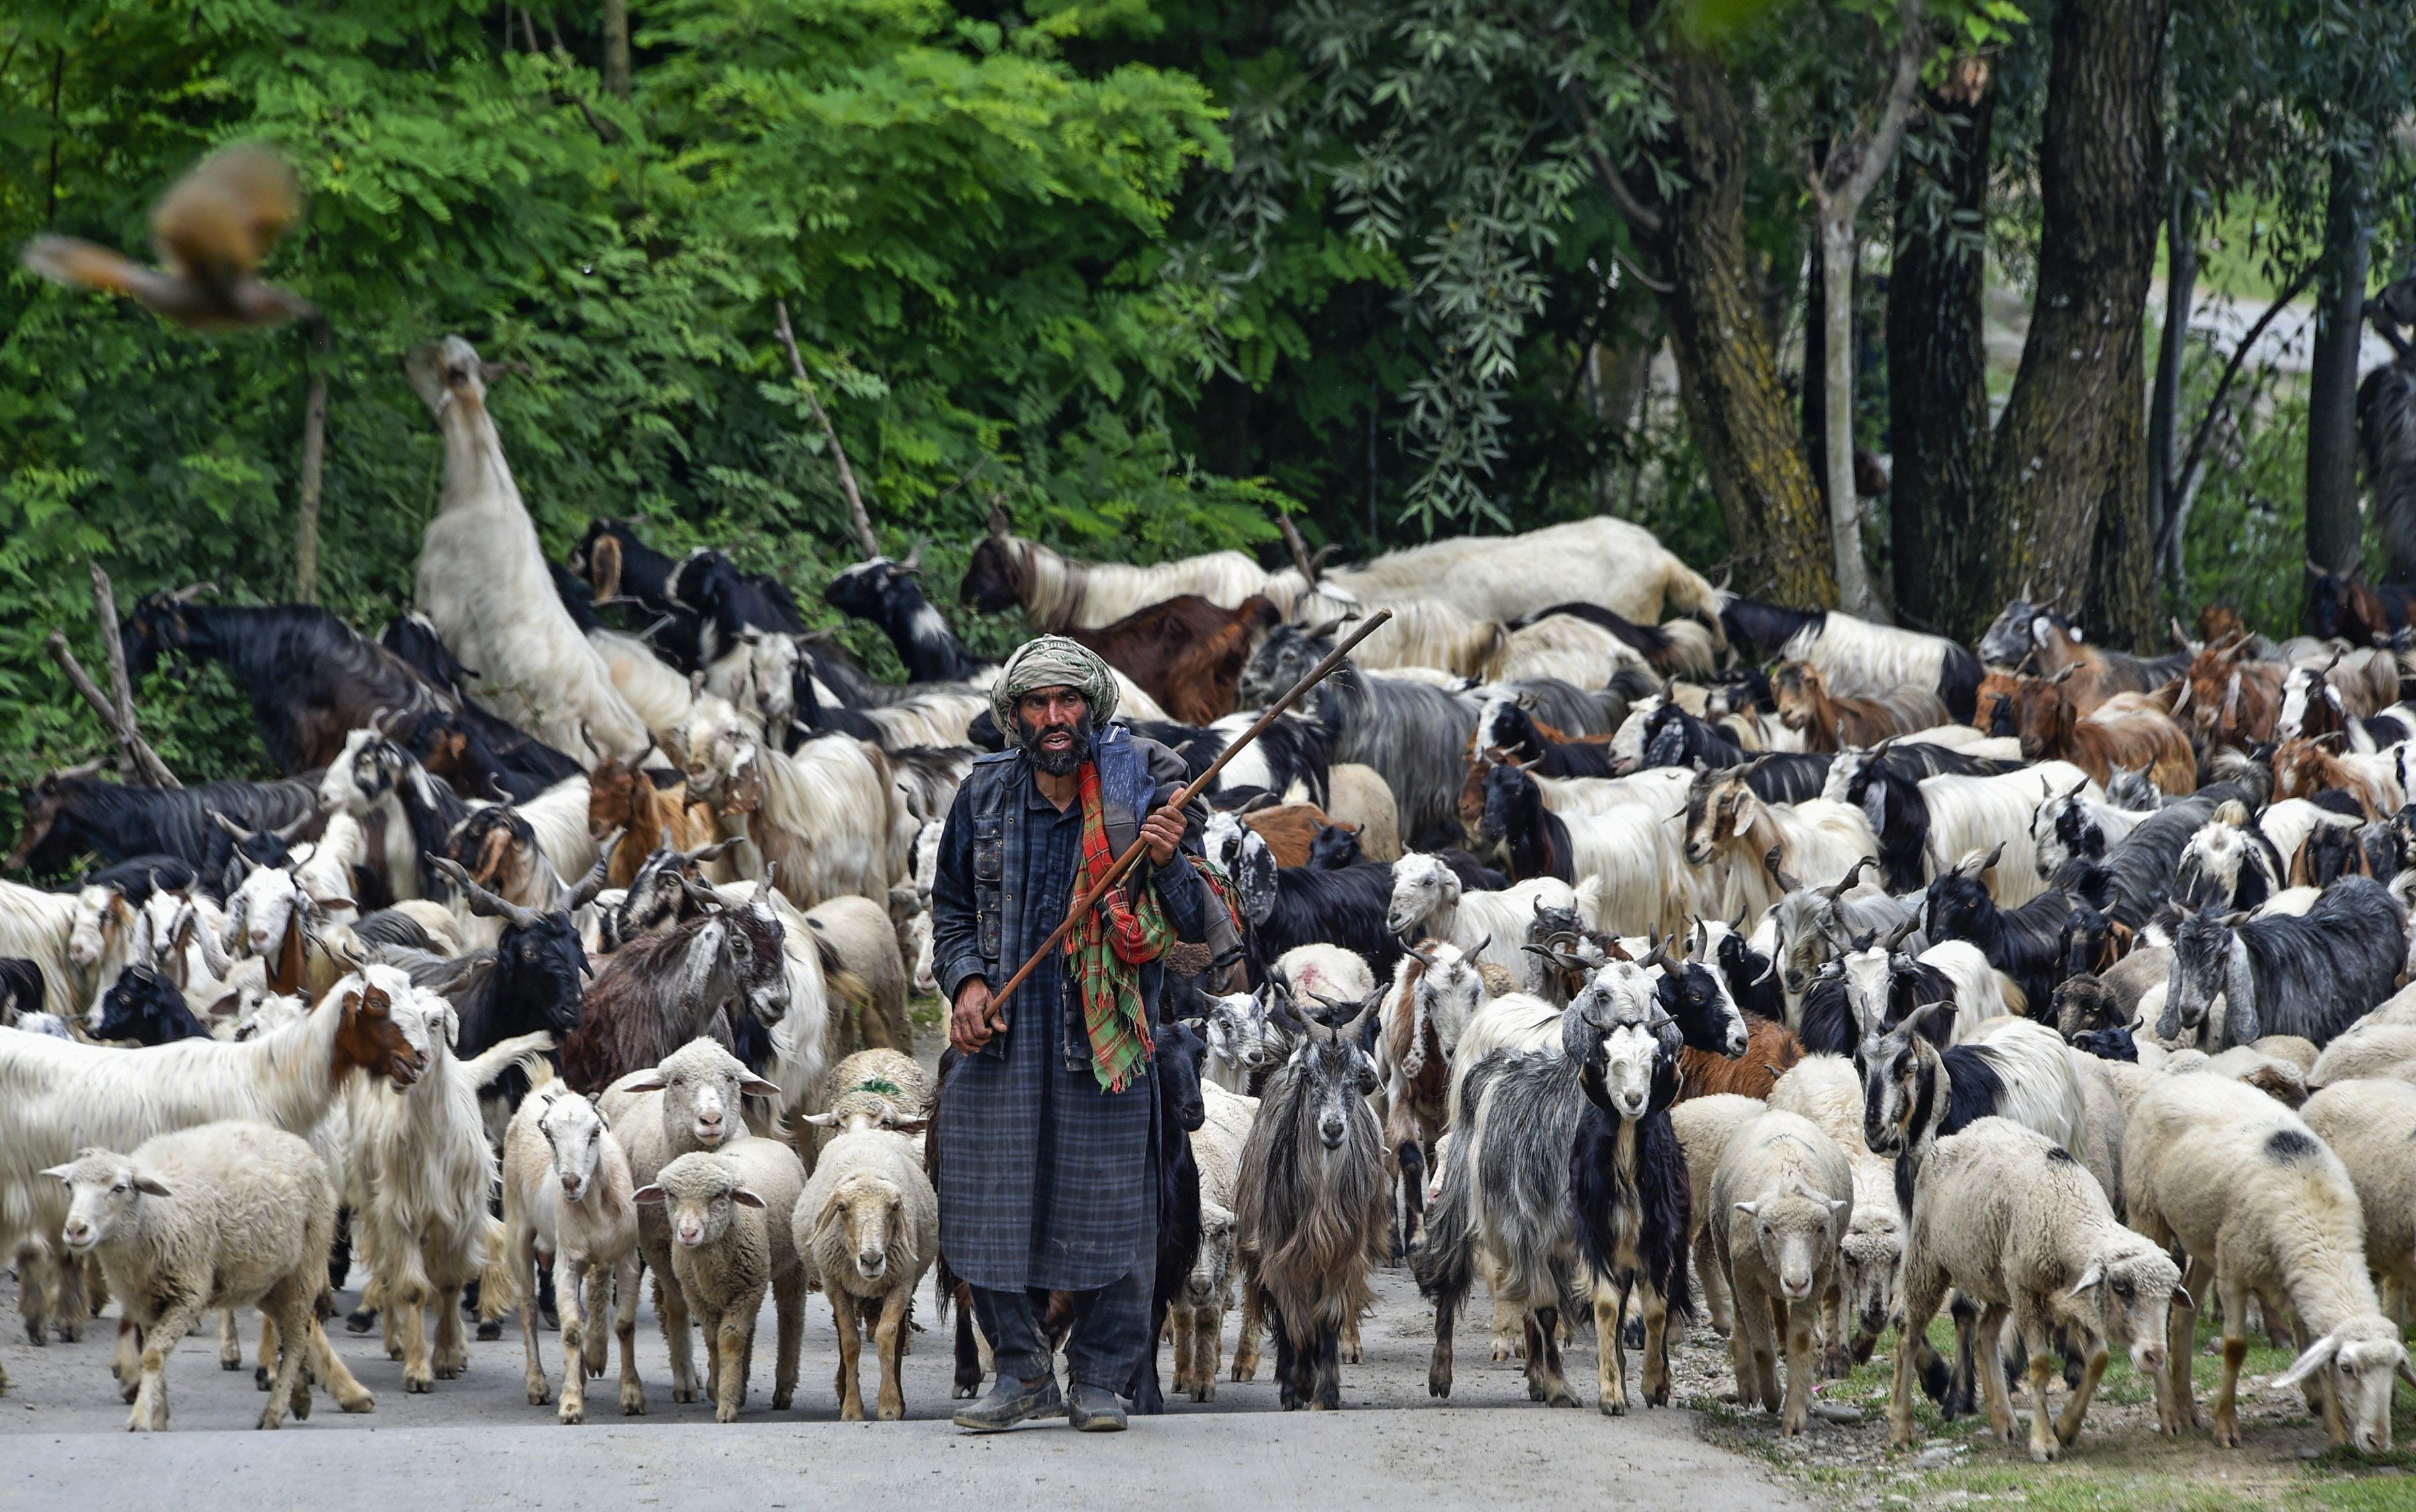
[1230,989,1390,1411]
[2158,877,2405,1052]
[1415,950,1683,1410]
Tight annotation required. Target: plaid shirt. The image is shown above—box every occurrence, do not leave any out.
[930,739,1209,1292]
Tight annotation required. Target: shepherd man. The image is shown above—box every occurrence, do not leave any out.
[932,636,1234,1432]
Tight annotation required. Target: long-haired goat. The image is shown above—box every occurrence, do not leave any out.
[1680,764,1877,925]
[2009,676,2197,795]
[1771,660,1948,753]
[2158,878,2405,1052]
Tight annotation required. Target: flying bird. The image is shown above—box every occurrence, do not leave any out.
[19,143,318,330]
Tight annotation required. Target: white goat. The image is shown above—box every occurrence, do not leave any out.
[503,1083,644,1423]
[1384,852,1587,977]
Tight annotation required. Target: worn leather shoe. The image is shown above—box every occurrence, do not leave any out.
[1066,1379,1129,1432]
[952,1374,1064,1432]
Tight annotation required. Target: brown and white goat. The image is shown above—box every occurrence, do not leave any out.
[2175,639,2284,748]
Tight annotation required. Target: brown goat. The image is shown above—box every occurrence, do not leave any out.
[1067,594,1279,726]
[2175,639,2283,747]
[1977,671,2027,738]
[2025,616,2191,715]
[1242,802,1345,868]
[1676,1011,1802,1101]
[2008,677,2197,795]
[589,760,717,889]
[2270,737,2397,819]
[1770,660,1947,752]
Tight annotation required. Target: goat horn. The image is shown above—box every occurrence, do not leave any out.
[898,542,923,574]
[564,831,624,911]
[1884,912,1921,949]
[169,581,216,603]
[1764,845,1804,895]
[430,856,539,931]
[208,808,259,843]
[1976,841,2007,875]
[1470,932,1491,958]
[1821,856,1874,901]
[1403,936,1439,968]
[1635,934,1670,970]
[578,721,601,761]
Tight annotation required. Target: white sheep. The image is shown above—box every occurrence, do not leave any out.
[2123,1072,2412,1453]
[1707,1107,1853,1435]
[43,1121,373,1430]
[1890,1117,2182,1462]
[2298,1079,2416,1325]
[348,976,552,1394]
[503,1083,644,1422]
[2308,1022,2416,1088]
[1766,1054,1901,1371]
[600,1038,782,1405]
[793,1099,937,1420]
[1668,1093,1766,1338]
[635,1138,809,1422]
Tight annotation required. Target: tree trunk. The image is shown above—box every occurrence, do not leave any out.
[1801,235,1827,513]
[2305,152,2370,586]
[1641,38,1835,607]
[1820,215,1882,618]
[2149,183,2197,592]
[1886,65,1996,629]
[1965,0,2170,648]
[296,368,328,606]
[602,0,632,100]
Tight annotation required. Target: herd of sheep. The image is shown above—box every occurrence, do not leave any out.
[0,332,2412,1466]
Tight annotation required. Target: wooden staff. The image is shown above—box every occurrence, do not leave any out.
[988,607,1394,1013]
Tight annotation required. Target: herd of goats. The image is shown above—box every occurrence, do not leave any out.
[1,334,2415,1460]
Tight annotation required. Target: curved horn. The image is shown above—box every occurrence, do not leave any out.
[1974,840,2007,876]
[1635,934,1671,971]
[1884,911,1922,950]
[430,856,538,931]
[1821,855,1874,901]
[898,542,923,574]
[1470,932,1491,959]
[208,808,260,844]
[1764,845,1804,895]
[564,831,625,911]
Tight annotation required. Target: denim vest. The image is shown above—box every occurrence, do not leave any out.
[962,725,1155,1067]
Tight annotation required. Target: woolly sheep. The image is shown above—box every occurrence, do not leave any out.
[792,1105,937,1421]
[44,1121,372,1430]
[2123,1072,2411,1453]
[601,1038,783,1405]
[2308,1022,2416,1088]
[1326,763,1403,863]
[1668,1093,1766,1338]
[1891,1117,2182,1462]
[1767,1054,1901,1370]
[635,1138,809,1423]
[1708,1108,1853,1435]
[503,1083,644,1422]
[2298,1079,2416,1325]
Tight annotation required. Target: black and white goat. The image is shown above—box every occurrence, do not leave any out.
[1921,844,2076,1013]
[2158,878,2406,1051]
[1238,625,1476,850]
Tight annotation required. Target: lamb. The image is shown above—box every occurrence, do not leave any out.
[502,1083,644,1422]
[44,1121,372,1430]
[2298,1079,2416,1324]
[1767,1054,1903,1372]
[404,336,650,764]
[1668,1093,1766,1337]
[2123,1072,2412,1453]
[600,1038,783,1407]
[792,1095,938,1420]
[634,1137,809,1422]
[1889,1117,2182,1461]
[348,976,554,1394]
[1707,1107,1854,1435]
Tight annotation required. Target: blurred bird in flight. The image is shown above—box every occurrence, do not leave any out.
[20,143,317,330]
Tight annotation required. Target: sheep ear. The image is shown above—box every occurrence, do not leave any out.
[2067,1264,2103,1297]
[2170,1284,2192,1311]
[731,1188,768,1210]
[1733,1201,1759,1217]
[2273,1333,2339,1389]
[619,1072,668,1095]
[800,1111,840,1127]
[38,1164,74,1183]
[633,1185,665,1205]
[885,1116,932,1135]
[133,1174,172,1197]
[739,1075,781,1099]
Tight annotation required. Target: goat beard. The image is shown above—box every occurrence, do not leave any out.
[1014,710,1094,776]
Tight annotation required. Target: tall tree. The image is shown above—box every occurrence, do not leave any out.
[1886,58,1996,627]
[2305,153,2372,578]
[1956,0,2172,646]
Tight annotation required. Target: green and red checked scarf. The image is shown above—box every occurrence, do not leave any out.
[1064,761,1244,1092]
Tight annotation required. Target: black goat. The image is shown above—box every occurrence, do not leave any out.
[81,854,207,905]
[404,855,612,1113]
[1635,702,1832,801]
[1234,860,1405,987]
[1519,601,1703,676]
[1479,700,1617,778]
[376,613,585,801]
[2046,787,2241,929]
[1921,853,2074,1013]
[825,554,989,683]
[7,769,323,883]
[1128,1017,1210,1415]
[91,966,212,1045]
[1477,760,1570,885]
[2159,878,2406,1050]
[566,519,710,668]
[1240,626,1472,850]
[0,958,45,1020]
[1307,824,1362,869]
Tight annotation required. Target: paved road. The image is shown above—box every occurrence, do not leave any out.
[0,1262,1817,1511]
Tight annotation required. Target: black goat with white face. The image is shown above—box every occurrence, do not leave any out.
[1234,989,1386,1412]
[825,552,989,684]
[2159,879,2405,1051]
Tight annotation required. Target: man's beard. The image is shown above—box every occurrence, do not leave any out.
[1015,711,1094,776]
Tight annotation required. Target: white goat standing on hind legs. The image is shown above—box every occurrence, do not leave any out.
[405,335,650,768]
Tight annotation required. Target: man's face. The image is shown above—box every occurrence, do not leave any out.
[1015,686,1092,775]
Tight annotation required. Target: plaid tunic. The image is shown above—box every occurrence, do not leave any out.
[931,742,1209,1293]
